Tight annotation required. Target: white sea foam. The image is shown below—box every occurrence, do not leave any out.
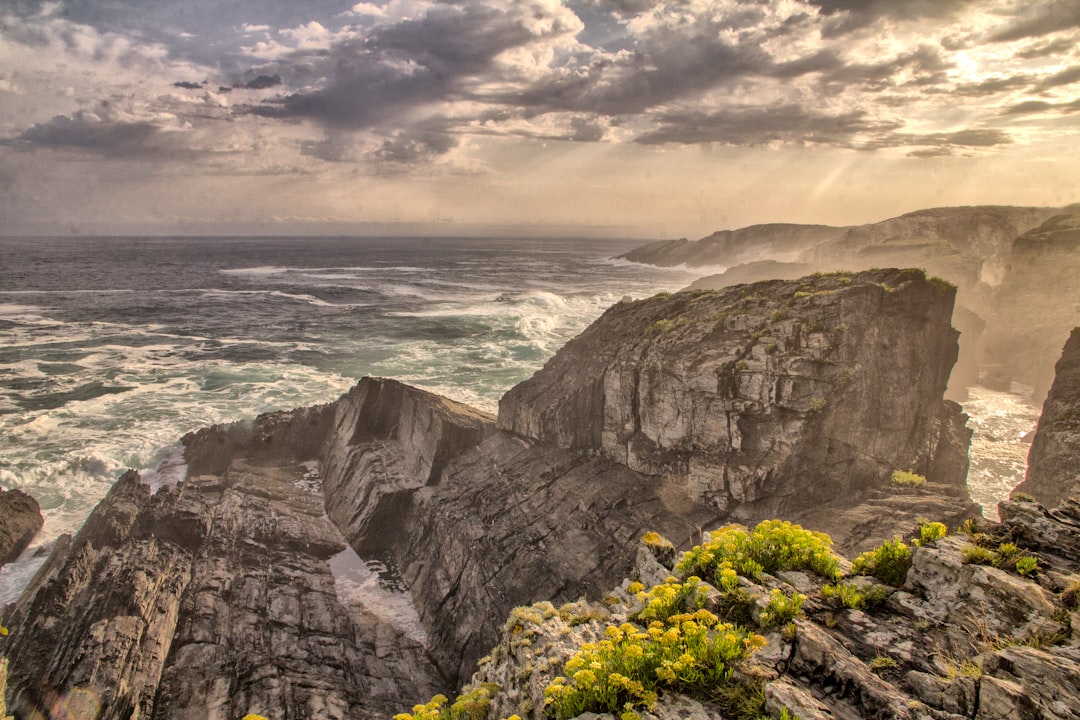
[329,544,427,645]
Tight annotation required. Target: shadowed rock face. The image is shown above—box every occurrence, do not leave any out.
[0,488,43,566]
[1016,327,1080,507]
[2,436,447,719]
[500,268,972,521]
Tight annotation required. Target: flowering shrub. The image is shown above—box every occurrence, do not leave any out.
[851,538,912,587]
[913,521,948,547]
[544,610,766,719]
[392,684,506,720]
[677,520,841,584]
[821,582,887,610]
[758,589,806,629]
[890,470,926,488]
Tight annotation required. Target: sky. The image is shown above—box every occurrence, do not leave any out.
[0,0,1078,238]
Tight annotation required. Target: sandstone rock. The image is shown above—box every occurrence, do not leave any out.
[1015,327,1080,507]
[0,487,43,565]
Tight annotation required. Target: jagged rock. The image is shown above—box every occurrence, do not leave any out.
[1,463,445,720]
[500,269,972,525]
[440,498,1080,720]
[321,377,493,552]
[0,487,43,565]
[1015,327,1080,507]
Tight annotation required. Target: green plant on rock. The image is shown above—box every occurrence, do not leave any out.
[807,396,827,413]
[542,609,766,720]
[758,589,805,629]
[393,683,504,720]
[1010,491,1037,503]
[634,576,710,624]
[651,317,689,334]
[868,656,898,674]
[850,538,912,587]
[913,521,948,547]
[890,470,926,488]
[677,520,841,584]
[1015,555,1038,576]
[821,582,887,610]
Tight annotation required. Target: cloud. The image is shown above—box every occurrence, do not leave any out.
[988,0,1080,43]
[16,109,192,158]
[634,105,903,147]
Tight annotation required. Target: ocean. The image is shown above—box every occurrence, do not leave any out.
[0,235,1038,607]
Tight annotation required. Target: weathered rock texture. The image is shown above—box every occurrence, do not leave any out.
[0,488,43,566]
[985,214,1080,402]
[460,498,1080,720]
[500,268,972,523]
[1016,327,1080,507]
[1,437,446,719]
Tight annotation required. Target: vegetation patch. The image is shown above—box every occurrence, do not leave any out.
[890,470,926,488]
[651,317,689,334]
[821,582,888,610]
[677,520,842,584]
[851,538,912,587]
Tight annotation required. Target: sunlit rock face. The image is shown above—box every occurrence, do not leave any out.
[1016,326,1080,508]
[500,268,972,521]
[986,214,1080,404]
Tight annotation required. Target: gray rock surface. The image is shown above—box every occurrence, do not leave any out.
[1016,326,1080,507]
[0,488,43,566]
[1,462,445,719]
[455,500,1080,720]
[500,269,973,525]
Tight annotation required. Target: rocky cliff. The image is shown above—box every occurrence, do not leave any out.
[984,214,1080,401]
[1,268,979,716]
[0,488,43,566]
[1,430,447,719]
[623,205,1073,401]
[429,498,1080,720]
[1015,327,1080,508]
[500,268,971,522]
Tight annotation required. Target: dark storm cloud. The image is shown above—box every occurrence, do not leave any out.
[372,129,459,164]
[953,75,1031,97]
[252,2,578,129]
[866,128,1013,151]
[15,111,194,158]
[173,81,205,89]
[988,0,1080,43]
[634,106,903,147]
[581,0,664,15]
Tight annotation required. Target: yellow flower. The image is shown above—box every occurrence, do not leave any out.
[573,669,597,687]
[0,624,8,637]
[243,715,270,720]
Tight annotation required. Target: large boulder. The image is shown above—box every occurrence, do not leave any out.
[0,487,43,566]
[499,268,972,521]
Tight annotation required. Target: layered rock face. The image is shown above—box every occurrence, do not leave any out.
[461,498,1080,720]
[500,268,971,522]
[1,422,446,719]
[0,488,43,566]
[1015,327,1080,507]
[624,224,844,268]
[985,214,1080,401]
